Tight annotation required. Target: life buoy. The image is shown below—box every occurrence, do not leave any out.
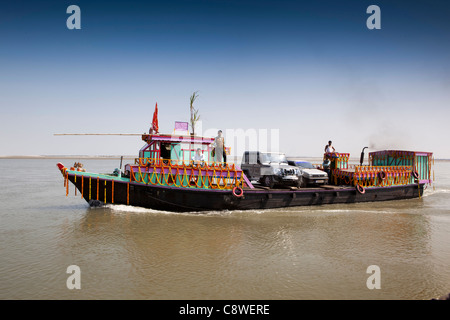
[232,186,244,198]
[378,171,387,181]
[412,170,419,179]
[356,184,365,194]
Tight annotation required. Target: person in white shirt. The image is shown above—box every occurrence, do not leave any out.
[192,148,205,165]
[324,140,335,153]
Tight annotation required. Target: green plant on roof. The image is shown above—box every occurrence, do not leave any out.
[189,91,200,135]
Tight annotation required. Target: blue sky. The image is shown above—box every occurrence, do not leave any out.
[1,0,449,158]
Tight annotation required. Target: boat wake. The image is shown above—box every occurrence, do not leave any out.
[103,204,241,216]
[104,204,186,216]
[97,203,278,217]
[101,203,398,217]
[421,187,450,198]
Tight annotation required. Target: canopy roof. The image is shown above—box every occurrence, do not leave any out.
[142,134,214,145]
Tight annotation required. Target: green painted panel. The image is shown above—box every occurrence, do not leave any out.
[170,143,181,161]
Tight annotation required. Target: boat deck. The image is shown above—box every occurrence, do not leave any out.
[245,184,348,191]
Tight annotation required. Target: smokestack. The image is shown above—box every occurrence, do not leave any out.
[360,147,368,166]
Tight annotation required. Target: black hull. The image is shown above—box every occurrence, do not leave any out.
[67,174,425,212]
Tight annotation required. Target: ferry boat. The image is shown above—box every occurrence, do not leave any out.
[56,124,434,212]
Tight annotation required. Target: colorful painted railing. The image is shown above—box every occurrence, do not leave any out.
[126,158,252,190]
[324,152,350,169]
[332,165,415,187]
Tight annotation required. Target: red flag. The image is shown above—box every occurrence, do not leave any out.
[151,102,159,134]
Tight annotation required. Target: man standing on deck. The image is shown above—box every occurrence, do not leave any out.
[324,140,335,153]
[212,130,226,164]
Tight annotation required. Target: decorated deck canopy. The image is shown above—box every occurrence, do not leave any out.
[140,133,215,165]
[328,149,433,187]
[369,150,433,184]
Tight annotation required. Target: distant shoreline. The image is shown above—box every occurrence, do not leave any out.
[1,155,449,162]
[0,155,136,160]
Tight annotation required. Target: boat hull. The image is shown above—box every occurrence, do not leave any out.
[66,173,425,212]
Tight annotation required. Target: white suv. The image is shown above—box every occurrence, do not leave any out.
[241,151,301,188]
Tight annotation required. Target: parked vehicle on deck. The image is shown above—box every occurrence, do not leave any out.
[288,160,328,187]
[241,151,301,188]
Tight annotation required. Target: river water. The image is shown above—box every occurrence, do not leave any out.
[0,159,449,300]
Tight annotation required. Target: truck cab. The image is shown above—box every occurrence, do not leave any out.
[241,151,301,188]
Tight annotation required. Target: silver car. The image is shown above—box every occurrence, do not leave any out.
[288,160,329,187]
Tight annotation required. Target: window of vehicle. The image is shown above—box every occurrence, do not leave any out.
[295,161,315,169]
[262,153,288,164]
